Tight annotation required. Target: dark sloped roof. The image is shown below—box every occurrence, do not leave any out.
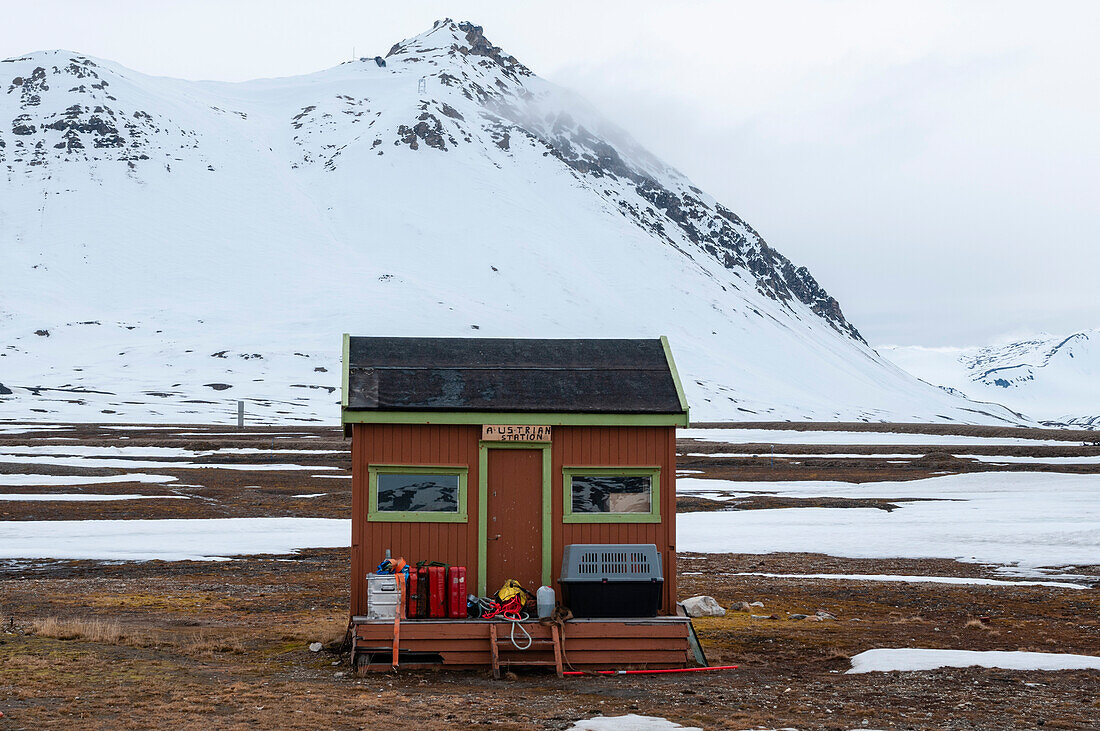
[343,337,687,414]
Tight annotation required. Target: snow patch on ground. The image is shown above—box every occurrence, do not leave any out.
[567,715,703,731]
[0,493,187,502]
[0,445,343,457]
[0,473,177,486]
[731,573,1090,590]
[678,472,1100,573]
[0,517,349,561]
[965,454,1100,464]
[0,455,337,471]
[685,452,927,459]
[847,648,1100,674]
[680,429,1084,447]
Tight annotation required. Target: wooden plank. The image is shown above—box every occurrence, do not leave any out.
[489,623,500,679]
[549,650,690,664]
[552,624,563,678]
[354,616,690,625]
[561,638,687,651]
[356,620,688,642]
[385,636,688,651]
[432,649,689,665]
[552,624,689,639]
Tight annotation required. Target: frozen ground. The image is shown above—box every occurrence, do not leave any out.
[847,648,1100,674]
[0,422,1095,729]
[678,472,1100,574]
[0,517,349,561]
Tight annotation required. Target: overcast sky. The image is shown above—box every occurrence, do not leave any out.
[6,1,1098,346]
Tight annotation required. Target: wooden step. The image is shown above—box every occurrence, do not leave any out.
[490,623,563,679]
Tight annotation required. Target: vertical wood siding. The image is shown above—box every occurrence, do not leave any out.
[350,423,481,616]
[552,426,677,614]
[350,423,678,616]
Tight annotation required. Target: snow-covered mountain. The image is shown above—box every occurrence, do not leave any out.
[1,19,1024,425]
[881,331,1099,428]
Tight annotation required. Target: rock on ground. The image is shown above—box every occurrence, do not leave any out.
[681,595,726,617]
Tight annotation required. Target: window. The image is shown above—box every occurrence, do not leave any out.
[562,466,661,523]
[368,465,468,522]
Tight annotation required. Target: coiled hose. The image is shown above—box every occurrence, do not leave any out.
[477,596,532,650]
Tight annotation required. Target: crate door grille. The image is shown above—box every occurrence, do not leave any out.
[561,544,663,582]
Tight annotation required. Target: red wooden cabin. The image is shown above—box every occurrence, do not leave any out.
[341,336,695,671]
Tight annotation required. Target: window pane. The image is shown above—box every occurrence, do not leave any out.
[571,475,652,514]
[377,473,459,513]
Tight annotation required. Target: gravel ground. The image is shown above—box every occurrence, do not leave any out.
[0,422,1097,729]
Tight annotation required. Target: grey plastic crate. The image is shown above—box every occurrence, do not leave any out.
[560,543,663,583]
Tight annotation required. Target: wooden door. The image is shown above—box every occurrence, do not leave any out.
[486,448,543,596]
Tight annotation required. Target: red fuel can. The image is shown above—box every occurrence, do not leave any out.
[447,566,467,618]
[415,567,429,618]
[427,566,447,618]
[405,570,419,619]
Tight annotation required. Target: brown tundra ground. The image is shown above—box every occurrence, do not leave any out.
[0,422,1097,730]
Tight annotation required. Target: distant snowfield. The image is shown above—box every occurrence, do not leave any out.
[847,648,1100,674]
[687,450,1100,464]
[0,473,177,486]
[0,445,343,457]
[678,472,1100,573]
[0,426,71,434]
[0,517,349,561]
[685,452,928,459]
[0,493,187,502]
[0,455,338,471]
[730,572,1091,590]
[880,332,1100,427]
[680,429,1086,447]
[966,454,1100,464]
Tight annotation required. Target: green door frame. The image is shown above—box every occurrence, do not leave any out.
[477,441,553,597]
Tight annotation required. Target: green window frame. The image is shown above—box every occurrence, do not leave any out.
[367,464,469,523]
[562,466,661,524]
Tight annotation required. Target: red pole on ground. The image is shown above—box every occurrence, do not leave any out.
[562,665,738,676]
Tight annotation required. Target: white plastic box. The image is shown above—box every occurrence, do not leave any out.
[366,573,400,619]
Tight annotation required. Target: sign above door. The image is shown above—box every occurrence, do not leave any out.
[482,424,552,442]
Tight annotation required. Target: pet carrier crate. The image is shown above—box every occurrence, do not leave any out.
[559,544,664,618]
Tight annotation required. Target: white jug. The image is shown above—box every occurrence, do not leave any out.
[536,585,555,619]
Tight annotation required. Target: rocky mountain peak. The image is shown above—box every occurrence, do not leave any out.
[1,22,864,349]
[385,18,531,81]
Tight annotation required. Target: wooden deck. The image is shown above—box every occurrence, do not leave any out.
[351,616,694,671]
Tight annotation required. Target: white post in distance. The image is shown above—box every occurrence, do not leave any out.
[237,400,244,429]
